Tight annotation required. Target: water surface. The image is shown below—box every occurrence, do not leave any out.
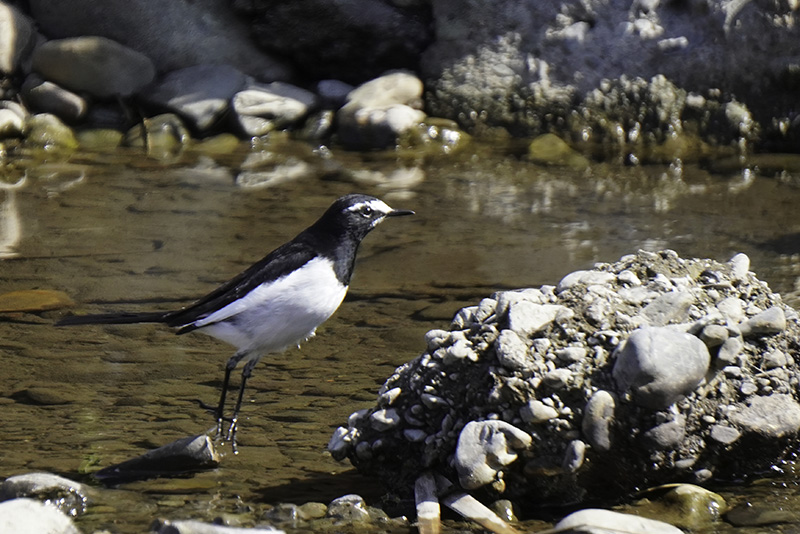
[1,142,800,532]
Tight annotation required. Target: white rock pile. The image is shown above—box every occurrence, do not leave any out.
[330,250,800,505]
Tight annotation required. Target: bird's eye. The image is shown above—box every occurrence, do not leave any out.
[360,206,373,217]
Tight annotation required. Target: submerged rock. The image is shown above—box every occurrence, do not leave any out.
[331,250,800,504]
[0,472,93,516]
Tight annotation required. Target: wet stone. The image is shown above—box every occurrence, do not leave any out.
[0,472,93,516]
[326,494,370,522]
[0,498,80,534]
[0,289,74,312]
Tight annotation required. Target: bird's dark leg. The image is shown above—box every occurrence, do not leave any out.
[200,350,248,441]
[227,358,257,451]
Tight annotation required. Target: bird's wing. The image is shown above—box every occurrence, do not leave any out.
[167,239,318,332]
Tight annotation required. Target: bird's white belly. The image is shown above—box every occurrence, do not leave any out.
[196,257,348,354]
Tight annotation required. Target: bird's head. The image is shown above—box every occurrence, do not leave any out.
[320,194,414,240]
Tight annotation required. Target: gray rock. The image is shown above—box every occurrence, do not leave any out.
[0,472,93,516]
[0,498,80,534]
[612,327,710,410]
[716,336,742,366]
[543,368,572,389]
[557,270,616,292]
[699,324,728,347]
[454,420,532,489]
[729,253,750,281]
[336,71,426,149]
[495,329,533,372]
[232,81,318,136]
[554,508,683,534]
[93,434,220,483]
[28,0,290,80]
[144,64,247,131]
[728,394,800,439]
[316,79,354,108]
[738,306,786,337]
[32,36,155,98]
[370,408,401,431]
[21,74,87,123]
[709,424,741,445]
[152,518,282,534]
[521,399,559,423]
[581,390,616,451]
[556,346,588,363]
[0,2,36,74]
[639,291,694,326]
[507,301,574,337]
[643,416,686,450]
[562,439,586,472]
[717,297,745,323]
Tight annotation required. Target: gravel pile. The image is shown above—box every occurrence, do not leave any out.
[330,250,800,505]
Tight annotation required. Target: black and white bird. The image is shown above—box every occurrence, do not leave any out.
[57,194,414,446]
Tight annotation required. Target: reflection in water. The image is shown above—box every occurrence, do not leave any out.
[0,175,25,259]
[0,145,799,533]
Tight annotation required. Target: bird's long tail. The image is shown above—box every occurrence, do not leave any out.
[56,311,172,326]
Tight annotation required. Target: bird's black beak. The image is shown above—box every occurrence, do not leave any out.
[387,209,415,217]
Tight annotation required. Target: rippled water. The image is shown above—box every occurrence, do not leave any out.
[1,140,800,533]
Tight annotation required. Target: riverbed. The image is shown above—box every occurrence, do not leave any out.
[1,140,799,533]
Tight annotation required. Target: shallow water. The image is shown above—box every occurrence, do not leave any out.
[1,141,800,533]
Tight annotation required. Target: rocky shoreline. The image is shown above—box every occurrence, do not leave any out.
[1,0,798,161]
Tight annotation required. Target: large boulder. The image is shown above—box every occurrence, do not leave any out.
[330,250,800,504]
[421,0,794,151]
[27,0,290,81]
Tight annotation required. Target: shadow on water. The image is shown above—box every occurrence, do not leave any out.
[1,141,800,532]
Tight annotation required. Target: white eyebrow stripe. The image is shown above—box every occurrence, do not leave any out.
[347,199,393,214]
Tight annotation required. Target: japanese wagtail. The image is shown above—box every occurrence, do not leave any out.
[57,194,414,446]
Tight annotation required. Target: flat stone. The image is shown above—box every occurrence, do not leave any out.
[0,289,74,312]
[145,64,247,131]
[528,133,590,169]
[728,394,800,439]
[93,434,220,483]
[233,81,318,136]
[555,508,683,534]
[520,400,559,423]
[738,306,786,337]
[556,270,616,292]
[507,301,573,337]
[152,519,283,534]
[33,36,155,97]
[21,74,88,124]
[0,472,93,516]
[710,424,741,445]
[639,291,695,326]
[494,329,533,372]
[643,416,686,450]
[612,327,710,410]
